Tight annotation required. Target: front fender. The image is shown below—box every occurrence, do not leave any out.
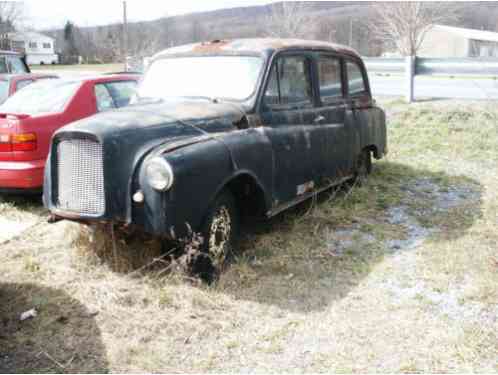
[125,134,215,222]
[132,127,274,239]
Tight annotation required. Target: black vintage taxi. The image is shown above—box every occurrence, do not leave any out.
[44,39,387,269]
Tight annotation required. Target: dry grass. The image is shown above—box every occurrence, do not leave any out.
[1,99,498,373]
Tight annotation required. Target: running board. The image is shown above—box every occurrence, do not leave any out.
[266,175,353,218]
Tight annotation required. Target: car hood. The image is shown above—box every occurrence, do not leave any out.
[57,99,245,137]
[48,99,246,222]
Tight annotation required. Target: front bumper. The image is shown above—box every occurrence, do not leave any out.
[0,159,45,191]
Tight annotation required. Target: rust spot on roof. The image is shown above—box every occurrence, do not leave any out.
[192,39,230,53]
[154,38,361,59]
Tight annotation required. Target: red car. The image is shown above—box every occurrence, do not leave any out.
[0,74,140,193]
[0,73,59,104]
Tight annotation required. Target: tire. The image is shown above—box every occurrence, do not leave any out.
[354,149,372,184]
[196,190,239,280]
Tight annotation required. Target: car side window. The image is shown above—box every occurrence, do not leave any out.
[318,56,343,102]
[346,61,367,96]
[7,57,28,74]
[264,56,313,109]
[94,84,116,112]
[16,79,34,91]
[105,81,137,108]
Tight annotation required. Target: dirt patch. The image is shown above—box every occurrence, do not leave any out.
[325,176,479,258]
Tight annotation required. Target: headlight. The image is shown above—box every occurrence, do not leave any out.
[145,157,174,191]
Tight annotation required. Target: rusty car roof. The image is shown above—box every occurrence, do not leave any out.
[153,38,361,59]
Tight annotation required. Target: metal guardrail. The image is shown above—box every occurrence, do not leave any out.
[363,58,405,74]
[364,57,498,77]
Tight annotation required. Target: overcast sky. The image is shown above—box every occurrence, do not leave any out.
[24,0,274,30]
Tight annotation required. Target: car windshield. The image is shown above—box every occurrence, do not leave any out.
[137,55,264,101]
[0,80,80,115]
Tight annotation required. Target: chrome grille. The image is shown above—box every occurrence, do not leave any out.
[56,138,105,215]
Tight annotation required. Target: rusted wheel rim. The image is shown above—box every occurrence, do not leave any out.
[208,205,232,266]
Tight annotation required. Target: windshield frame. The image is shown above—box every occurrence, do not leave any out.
[139,52,267,103]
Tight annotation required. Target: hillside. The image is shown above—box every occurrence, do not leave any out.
[45,1,498,59]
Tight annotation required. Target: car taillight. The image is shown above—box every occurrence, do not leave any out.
[0,134,11,152]
[12,133,37,151]
[0,133,37,152]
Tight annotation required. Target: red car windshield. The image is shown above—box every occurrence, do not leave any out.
[0,80,80,115]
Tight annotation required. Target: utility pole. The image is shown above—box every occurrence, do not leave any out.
[405,55,415,103]
[123,0,128,71]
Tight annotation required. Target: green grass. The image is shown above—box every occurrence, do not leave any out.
[1,99,498,372]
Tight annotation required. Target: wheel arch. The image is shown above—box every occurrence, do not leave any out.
[363,144,381,159]
[209,170,271,220]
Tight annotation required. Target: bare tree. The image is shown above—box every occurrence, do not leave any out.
[369,2,460,56]
[157,17,174,49]
[265,2,313,39]
[127,22,162,58]
[0,1,24,33]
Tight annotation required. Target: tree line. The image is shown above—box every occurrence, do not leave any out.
[1,1,498,62]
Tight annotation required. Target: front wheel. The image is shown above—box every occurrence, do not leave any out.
[354,149,372,184]
[197,190,239,280]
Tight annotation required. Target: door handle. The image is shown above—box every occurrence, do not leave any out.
[313,115,326,124]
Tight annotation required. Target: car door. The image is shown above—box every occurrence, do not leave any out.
[315,54,358,180]
[344,58,374,158]
[259,53,323,206]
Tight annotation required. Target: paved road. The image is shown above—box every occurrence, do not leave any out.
[370,75,498,100]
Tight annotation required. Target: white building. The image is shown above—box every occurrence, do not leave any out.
[6,31,58,65]
[418,25,498,58]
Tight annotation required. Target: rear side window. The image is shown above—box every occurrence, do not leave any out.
[106,81,137,108]
[94,84,116,112]
[318,56,342,102]
[7,56,28,74]
[264,56,313,108]
[346,61,367,95]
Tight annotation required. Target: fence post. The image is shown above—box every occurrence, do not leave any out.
[405,55,415,103]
